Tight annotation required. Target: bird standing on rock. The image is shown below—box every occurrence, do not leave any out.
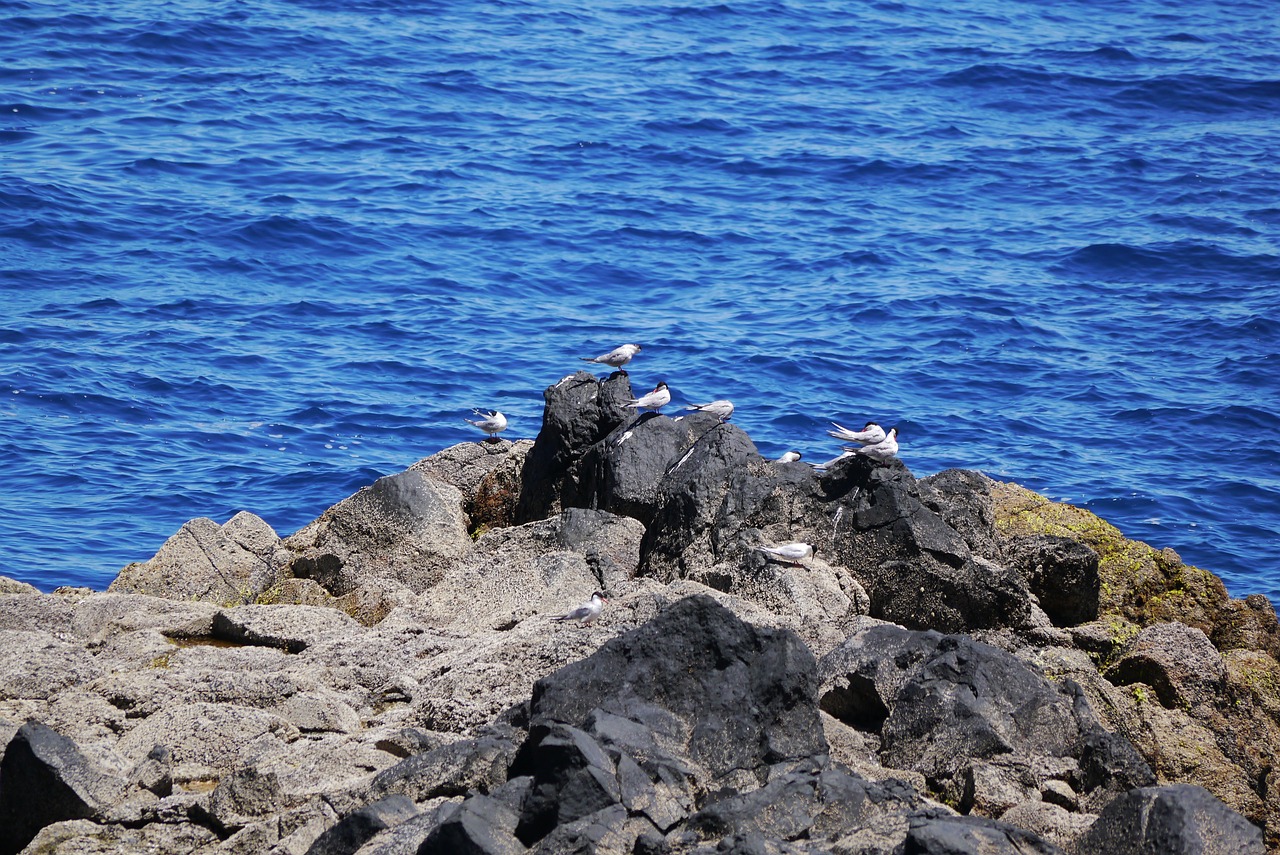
[464,409,507,440]
[685,399,734,422]
[553,591,608,625]
[755,542,815,566]
[581,343,642,372]
[855,426,899,461]
[626,381,671,412]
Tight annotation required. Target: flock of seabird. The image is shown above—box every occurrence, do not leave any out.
[462,342,901,625]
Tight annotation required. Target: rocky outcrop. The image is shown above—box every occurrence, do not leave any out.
[0,376,1275,854]
[284,469,473,597]
[109,511,287,605]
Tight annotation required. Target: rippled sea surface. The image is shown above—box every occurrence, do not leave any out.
[3,0,1277,598]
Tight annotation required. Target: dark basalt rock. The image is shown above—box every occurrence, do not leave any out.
[528,803,631,854]
[1071,783,1264,855]
[902,809,1068,855]
[818,454,971,571]
[516,371,635,523]
[526,595,824,786]
[1077,727,1156,797]
[368,725,520,803]
[418,794,526,855]
[304,795,419,855]
[1003,534,1101,626]
[819,625,1108,811]
[861,556,1032,633]
[511,723,622,845]
[573,410,735,527]
[919,468,1004,560]
[687,759,928,845]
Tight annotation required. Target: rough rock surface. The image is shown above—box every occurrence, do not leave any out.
[284,469,473,596]
[0,376,1274,854]
[109,511,287,605]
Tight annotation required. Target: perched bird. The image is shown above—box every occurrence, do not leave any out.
[464,409,508,440]
[626,381,671,412]
[553,591,608,625]
[581,343,642,371]
[685,399,734,422]
[776,451,802,463]
[828,421,886,445]
[855,426,899,461]
[755,542,815,567]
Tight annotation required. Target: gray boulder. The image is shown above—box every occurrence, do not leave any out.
[0,592,75,635]
[109,511,286,605]
[114,701,300,773]
[818,624,1121,812]
[1106,621,1228,713]
[0,576,40,596]
[411,510,641,632]
[68,593,218,641]
[0,720,129,854]
[526,595,824,788]
[200,763,286,833]
[0,630,102,699]
[410,439,534,533]
[17,817,218,854]
[285,469,472,596]
[1071,784,1263,855]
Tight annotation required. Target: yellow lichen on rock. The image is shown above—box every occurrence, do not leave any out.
[989,480,1231,641]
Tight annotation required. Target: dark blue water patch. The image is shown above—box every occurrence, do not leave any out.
[1110,75,1280,115]
[1047,241,1280,282]
[1147,213,1261,238]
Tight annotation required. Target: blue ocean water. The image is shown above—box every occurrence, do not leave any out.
[2,0,1277,601]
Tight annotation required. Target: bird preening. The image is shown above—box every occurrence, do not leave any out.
[854,426,899,461]
[812,421,899,469]
[828,421,886,445]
